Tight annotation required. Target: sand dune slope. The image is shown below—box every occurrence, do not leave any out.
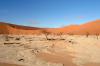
[0,20,100,35]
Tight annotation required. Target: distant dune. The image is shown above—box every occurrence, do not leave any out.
[72,20,100,35]
[0,20,100,35]
[0,22,43,35]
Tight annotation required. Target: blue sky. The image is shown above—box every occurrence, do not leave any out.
[0,0,100,28]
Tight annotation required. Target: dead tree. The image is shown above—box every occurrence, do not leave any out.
[67,33,74,36]
[86,32,89,37]
[59,32,63,38]
[5,34,9,41]
[96,33,99,39]
[58,32,65,40]
[41,30,50,40]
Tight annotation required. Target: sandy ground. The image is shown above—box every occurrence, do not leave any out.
[0,35,100,66]
[0,62,23,66]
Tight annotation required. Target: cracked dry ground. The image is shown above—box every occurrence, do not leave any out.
[0,35,100,66]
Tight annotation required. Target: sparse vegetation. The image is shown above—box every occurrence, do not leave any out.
[57,32,65,40]
[41,30,50,40]
[58,32,63,38]
[96,33,99,39]
[86,32,89,37]
[5,34,9,41]
[18,59,24,62]
[15,37,20,40]
[4,43,14,45]
[31,47,40,54]
[67,32,74,36]
[4,42,20,45]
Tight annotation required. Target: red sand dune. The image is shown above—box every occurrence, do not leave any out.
[0,20,100,35]
[57,25,80,34]
[72,20,100,35]
[0,22,43,35]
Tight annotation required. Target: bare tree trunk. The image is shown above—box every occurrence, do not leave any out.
[96,33,99,40]
[86,32,89,38]
[5,34,9,41]
[45,34,49,40]
[41,30,50,40]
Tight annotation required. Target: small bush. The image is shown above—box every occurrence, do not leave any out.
[18,59,24,62]
[15,38,20,40]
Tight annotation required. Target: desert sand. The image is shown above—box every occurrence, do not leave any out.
[0,20,100,66]
[0,35,100,66]
[0,62,23,66]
